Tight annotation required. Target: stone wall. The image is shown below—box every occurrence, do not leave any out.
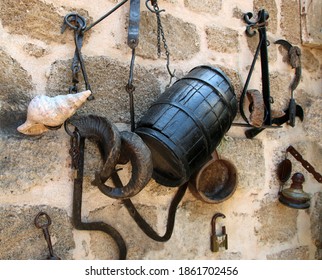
[0,0,321,260]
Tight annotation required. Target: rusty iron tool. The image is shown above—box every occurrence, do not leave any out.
[240,10,272,128]
[66,117,188,250]
[127,0,141,49]
[34,211,61,260]
[287,146,322,184]
[245,105,304,138]
[126,0,141,131]
[239,11,304,138]
[275,39,303,127]
[66,128,127,260]
[62,13,94,100]
[244,39,304,139]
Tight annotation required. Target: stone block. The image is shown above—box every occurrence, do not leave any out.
[217,137,265,190]
[136,11,200,61]
[254,200,298,245]
[23,43,49,58]
[307,144,322,179]
[267,246,310,260]
[280,0,301,45]
[301,48,320,74]
[300,0,322,48]
[0,205,74,260]
[303,97,322,145]
[46,56,161,124]
[86,202,164,259]
[245,33,277,63]
[0,49,34,135]
[206,26,239,53]
[0,0,93,44]
[184,0,222,15]
[233,7,244,20]
[163,0,179,3]
[269,71,292,112]
[0,0,68,44]
[311,192,322,259]
[253,0,278,33]
[180,200,243,260]
[0,134,69,195]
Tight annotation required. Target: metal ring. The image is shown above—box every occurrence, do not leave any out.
[34,211,52,228]
[63,13,87,31]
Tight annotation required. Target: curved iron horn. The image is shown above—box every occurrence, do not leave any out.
[93,131,153,199]
[70,115,153,199]
[70,115,121,181]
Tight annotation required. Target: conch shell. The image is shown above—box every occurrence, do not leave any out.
[17,90,91,135]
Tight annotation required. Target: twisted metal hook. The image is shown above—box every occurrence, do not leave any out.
[145,0,165,14]
[61,13,87,34]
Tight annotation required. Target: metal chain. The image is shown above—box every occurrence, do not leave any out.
[62,13,94,100]
[147,0,176,86]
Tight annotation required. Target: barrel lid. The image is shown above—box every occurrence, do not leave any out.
[136,127,188,187]
[188,65,235,92]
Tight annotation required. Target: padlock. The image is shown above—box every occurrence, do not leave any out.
[210,213,228,252]
[211,234,219,252]
[221,226,228,250]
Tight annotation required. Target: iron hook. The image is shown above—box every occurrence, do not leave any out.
[145,0,165,14]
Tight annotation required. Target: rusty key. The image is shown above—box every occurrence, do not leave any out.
[34,211,61,260]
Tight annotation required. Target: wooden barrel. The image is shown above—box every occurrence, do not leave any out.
[135,65,237,187]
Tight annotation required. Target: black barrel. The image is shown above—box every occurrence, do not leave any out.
[135,65,237,187]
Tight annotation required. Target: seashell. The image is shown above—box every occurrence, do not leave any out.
[17,90,91,135]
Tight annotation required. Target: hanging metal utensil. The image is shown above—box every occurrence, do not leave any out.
[276,145,322,209]
[275,39,303,127]
[34,211,61,260]
[128,0,141,49]
[286,146,322,184]
[277,158,293,183]
[279,172,311,209]
[65,126,127,260]
[146,0,176,86]
[125,0,141,132]
[238,10,272,129]
[235,10,305,139]
[277,145,322,184]
[62,13,94,100]
[189,150,237,204]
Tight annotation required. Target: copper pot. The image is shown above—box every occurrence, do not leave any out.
[189,150,237,203]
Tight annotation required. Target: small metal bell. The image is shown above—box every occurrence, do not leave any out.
[279,172,311,209]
